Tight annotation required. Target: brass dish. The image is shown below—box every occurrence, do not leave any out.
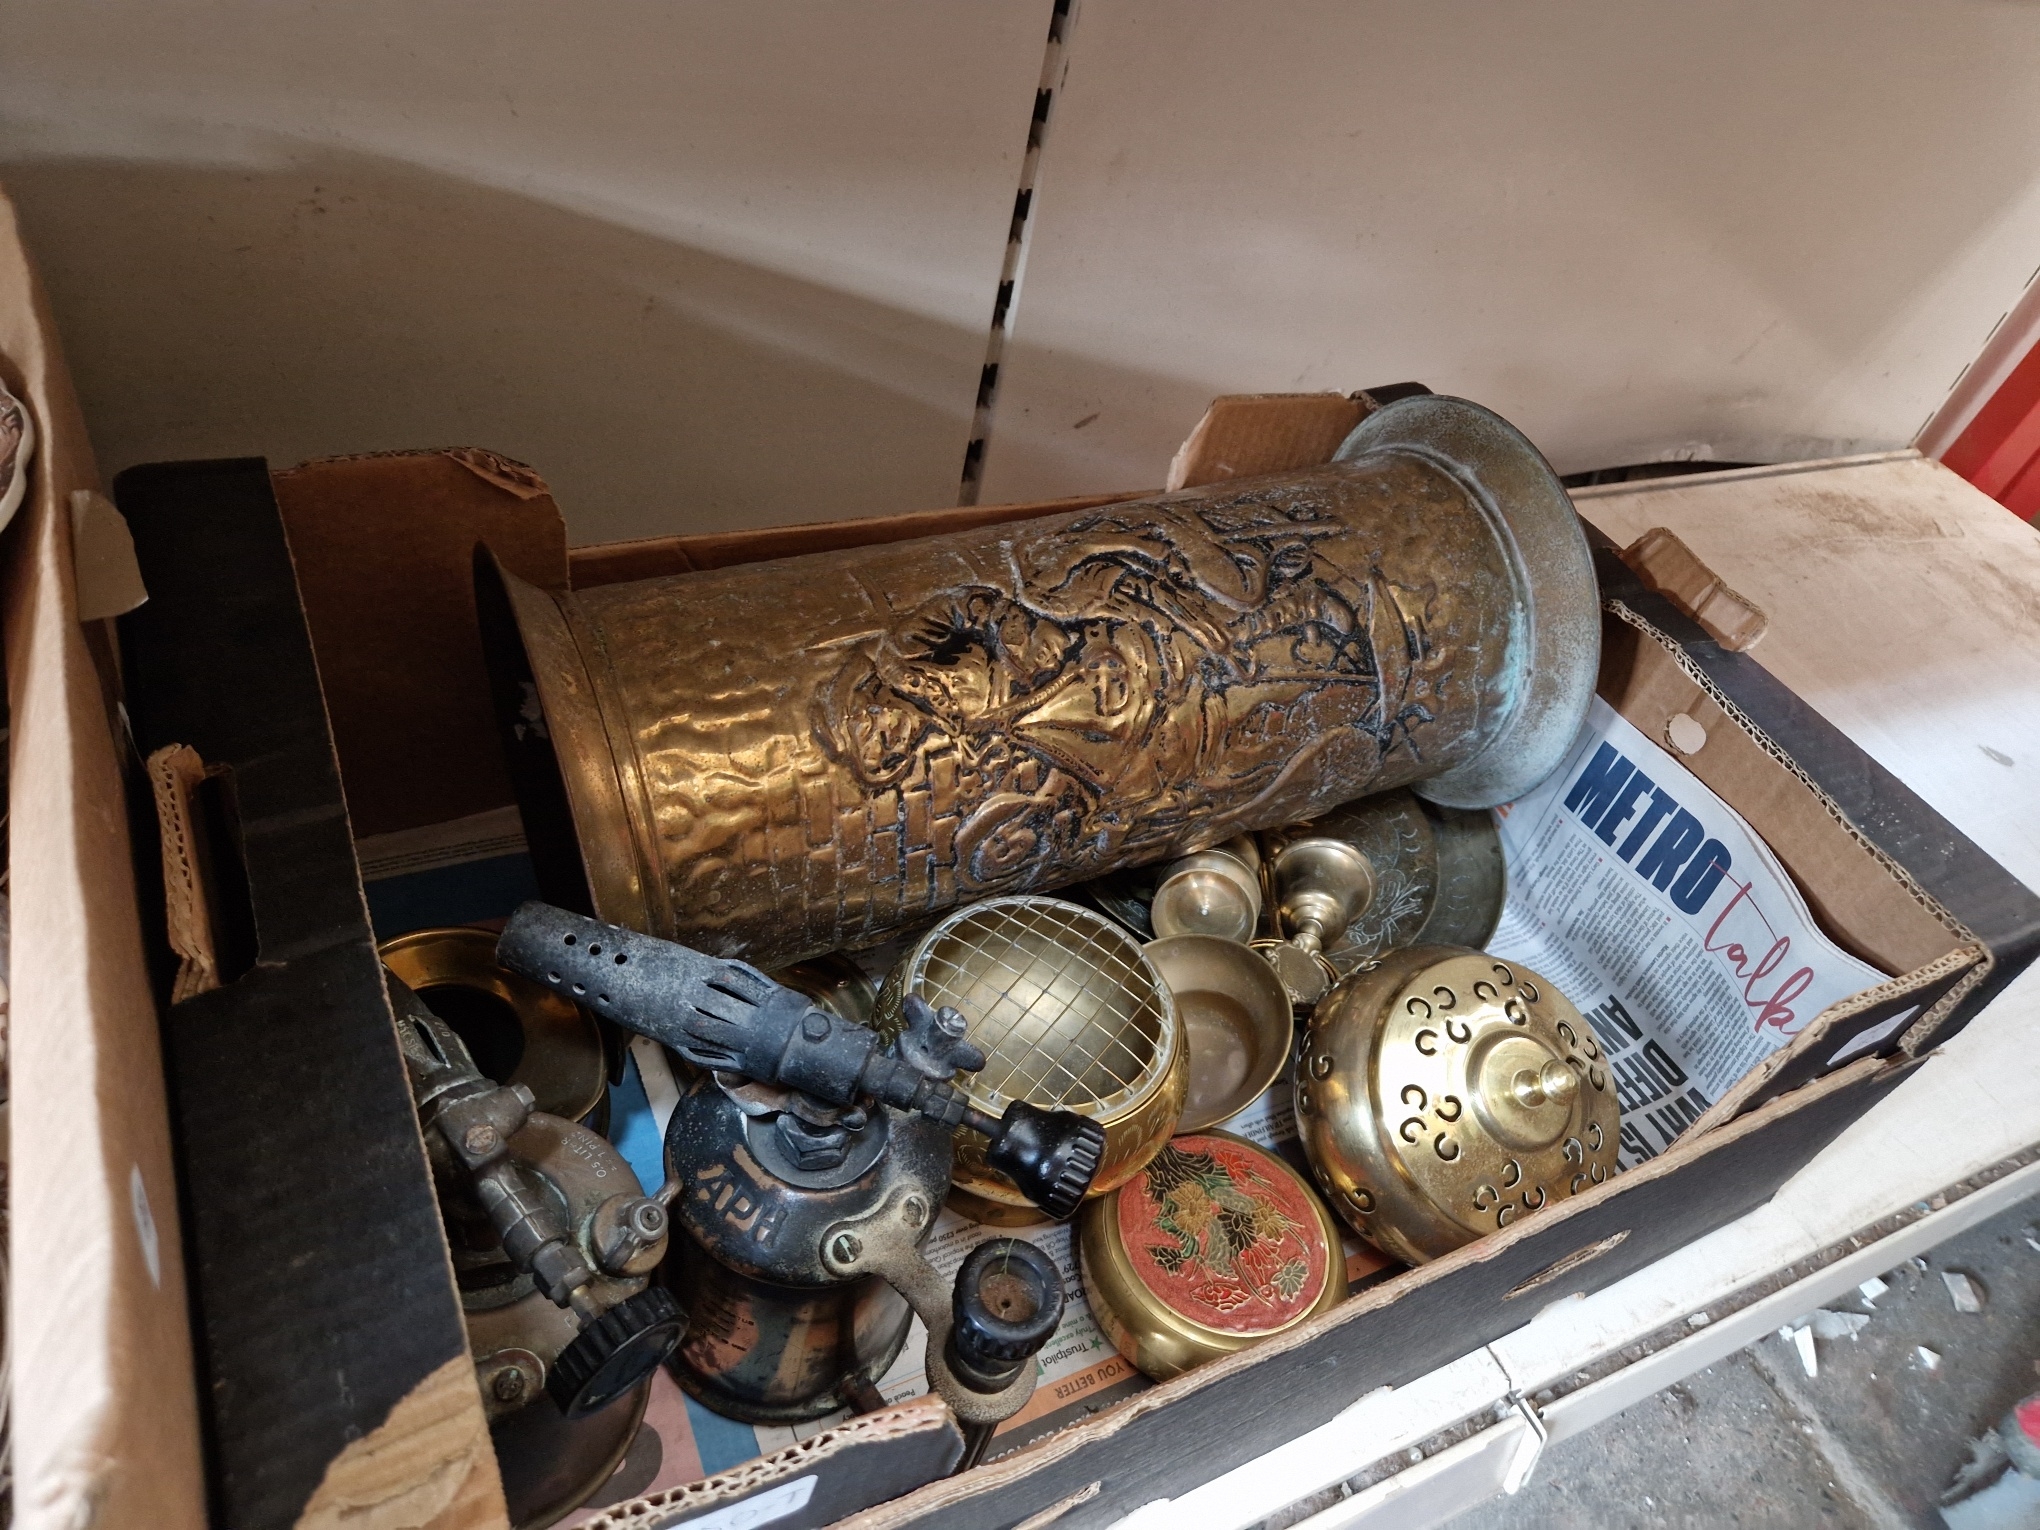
[1079,1130,1346,1381]
[1143,936,1293,1132]
[1294,945,1619,1265]
[379,926,606,1121]
[876,897,1185,1223]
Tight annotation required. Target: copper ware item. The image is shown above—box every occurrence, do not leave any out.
[493,904,1097,1428]
[877,897,1186,1224]
[1078,1131,1346,1381]
[1259,791,1506,972]
[380,925,607,1122]
[1149,845,1263,943]
[1143,936,1294,1132]
[477,394,1599,970]
[1294,946,1620,1265]
[390,978,679,1528]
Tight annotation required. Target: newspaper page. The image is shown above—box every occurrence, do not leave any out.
[1489,697,1895,1168]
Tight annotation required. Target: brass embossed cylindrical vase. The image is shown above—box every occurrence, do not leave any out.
[477,396,1599,969]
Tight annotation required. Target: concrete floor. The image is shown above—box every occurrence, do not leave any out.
[1451,1192,2040,1529]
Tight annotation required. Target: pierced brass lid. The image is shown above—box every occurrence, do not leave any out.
[1295,946,1619,1265]
[876,896,1185,1219]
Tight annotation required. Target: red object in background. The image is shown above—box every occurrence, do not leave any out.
[1942,335,2040,520]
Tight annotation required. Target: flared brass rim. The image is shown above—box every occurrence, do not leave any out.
[1337,395,1601,809]
[379,925,607,1122]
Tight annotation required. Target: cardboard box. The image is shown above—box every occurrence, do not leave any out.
[9,197,2037,1530]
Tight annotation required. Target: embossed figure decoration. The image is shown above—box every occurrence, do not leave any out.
[480,396,1598,969]
[1077,1130,1347,1380]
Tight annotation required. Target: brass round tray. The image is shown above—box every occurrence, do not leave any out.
[1079,1130,1346,1380]
[380,926,607,1122]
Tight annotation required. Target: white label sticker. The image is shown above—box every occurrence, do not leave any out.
[682,1476,817,1530]
[130,1165,162,1289]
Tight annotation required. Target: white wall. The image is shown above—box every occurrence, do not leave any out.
[982,0,2040,501]
[5,1,2040,540]
[0,2,1051,541]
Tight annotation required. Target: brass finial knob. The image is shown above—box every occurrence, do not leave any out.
[1294,945,1621,1265]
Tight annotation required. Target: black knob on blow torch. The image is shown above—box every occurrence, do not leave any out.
[494,902,1105,1218]
[948,1238,1066,1469]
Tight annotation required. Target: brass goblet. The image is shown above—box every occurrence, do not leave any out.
[1261,837,1377,1007]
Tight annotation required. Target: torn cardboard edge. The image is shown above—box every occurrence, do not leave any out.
[581,1396,960,1530]
[1619,526,1767,651]
[147,743,222,1002]
[69,487,148,621]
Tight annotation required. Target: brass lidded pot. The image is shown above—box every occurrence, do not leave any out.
[1295,946,1620,1265]
[475,395,1599,971]
[875,897,1185,1224]
[1079,1131,1346,1381]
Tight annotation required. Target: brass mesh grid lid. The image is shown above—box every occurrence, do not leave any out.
[896,896,1178,1118]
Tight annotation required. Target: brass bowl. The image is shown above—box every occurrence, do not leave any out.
[1078,1130,1346,1380]
[380,926,606,1121]
[1142,936,1293,1132]
[1294,945,1620,1265]
[876,897,1185,1222]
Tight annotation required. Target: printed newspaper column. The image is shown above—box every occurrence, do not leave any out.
[1489,698,1892,1166]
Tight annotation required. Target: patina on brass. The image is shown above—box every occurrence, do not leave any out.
[478,395,1598,970]
[1295,946,1620,1265]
